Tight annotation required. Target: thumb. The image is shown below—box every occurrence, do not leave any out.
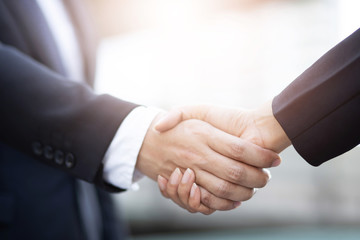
[154,109,183,132]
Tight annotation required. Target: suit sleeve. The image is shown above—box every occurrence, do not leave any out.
[0,44,138,191]
[272,28,360,166]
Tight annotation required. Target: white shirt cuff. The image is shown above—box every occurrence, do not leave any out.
[102,106,162,190]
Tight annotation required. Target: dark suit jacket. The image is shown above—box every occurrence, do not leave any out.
[0,0,135,239]
[273,28,360,166]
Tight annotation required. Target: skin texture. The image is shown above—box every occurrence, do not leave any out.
[155,101,291,153]
[154,100,291,214]
[158,168,216,215]
[158,168,244,215]
[136,113,279,212]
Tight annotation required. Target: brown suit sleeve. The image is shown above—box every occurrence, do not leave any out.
[272,28,360,166]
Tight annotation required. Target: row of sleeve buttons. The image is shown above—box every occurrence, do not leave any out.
[32,141,75,168]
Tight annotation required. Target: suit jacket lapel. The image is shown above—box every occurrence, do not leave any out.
[3,0,67,77]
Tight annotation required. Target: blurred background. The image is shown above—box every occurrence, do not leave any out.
[86,0,360,239]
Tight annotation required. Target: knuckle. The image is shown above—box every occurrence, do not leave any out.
[218,201,235,211]
[188,201,197,210]
[257,172,269,188]
[160,190,170,199]
[185,119,212,138]
[178,149,198,162]
[216,181,232,198]
[260,151,275,168]
[201,192,214,207]
[249,136,263,147]
[241,189,254,201]
[227,165,246,183]
[202,209,215,215]
[187,208,197,214]
[201,188,234,210]
[184,120,201,133]
[167,193,177,200]
[229,141,245,156]
[178,190,187,200]
[166,187,178,198]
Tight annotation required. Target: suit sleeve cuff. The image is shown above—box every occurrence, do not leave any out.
[102,106,162,190]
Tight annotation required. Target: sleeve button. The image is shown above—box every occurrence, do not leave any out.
[32,142,43,156]
[54,150,64,165]
[44,145,54,160]
[65,153,75,168]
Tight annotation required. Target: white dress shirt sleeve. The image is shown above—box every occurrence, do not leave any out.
[102,106,162,190]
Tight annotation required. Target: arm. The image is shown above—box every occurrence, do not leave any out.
[273,28,360,165]
[0,44,278,212]
[154,28,360,210]
[0,44,137,191]
[155,28,360,164]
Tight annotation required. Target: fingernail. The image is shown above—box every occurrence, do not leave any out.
[153,118,164,131]
[157,175,166,191]
[263,169,272,182]
[271,158,281,167]
[181,168,192,184]
[154,114,168,131]
[253,188,258,195]
[170,168,181,185]
[233,201,241,208]
[190,183,197,198]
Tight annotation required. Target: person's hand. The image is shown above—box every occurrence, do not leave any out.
[154,101,291,153]
[157,168,218,215]
[136,113,279,211]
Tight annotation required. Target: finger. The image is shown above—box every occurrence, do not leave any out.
[164,168,187,209]
[189,183,215,215]
[198,186,240,211]
[196,170,256,202]
[177,169,215,215]
[166,168,182,199]
[159,172,187,210]
[178,168,195,205]
[157,175,170,198]
[208,127,280,168]
[200,148,271,188]
[154,109,183,132]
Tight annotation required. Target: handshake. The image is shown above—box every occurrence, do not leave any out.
[134,28,360,214]
[136,101,291,215]
[136,29,360,214]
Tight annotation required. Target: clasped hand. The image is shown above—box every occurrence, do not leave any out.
[136,102,287,215]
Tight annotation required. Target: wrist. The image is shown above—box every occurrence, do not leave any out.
[136,112,175,180]
[254,100,291,153]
